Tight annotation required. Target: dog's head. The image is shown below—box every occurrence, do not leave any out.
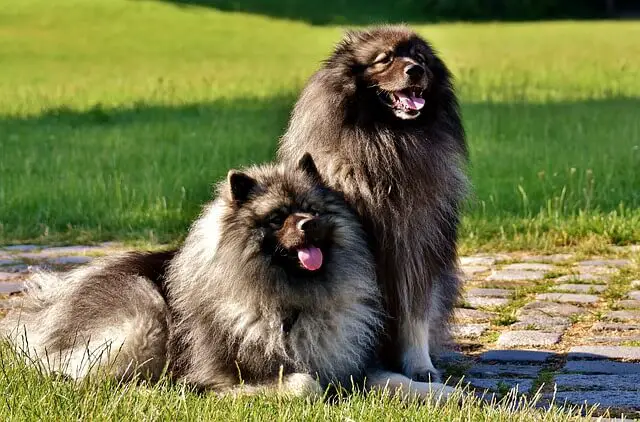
[330,25,446,120]
[222,154,352,278]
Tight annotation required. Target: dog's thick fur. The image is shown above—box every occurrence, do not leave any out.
[165,156,383,393]
[278,26,468,382]
[1,157,387,396]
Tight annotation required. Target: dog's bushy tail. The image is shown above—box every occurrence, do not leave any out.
[1,258,170,382]
[1,268,62,337]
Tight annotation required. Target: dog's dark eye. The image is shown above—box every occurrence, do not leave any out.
[268,213,286,229]
[308,206,320,217]
[374,52,393,65]
[415,53,427,64]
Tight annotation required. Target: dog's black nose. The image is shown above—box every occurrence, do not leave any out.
[405,64,425,80]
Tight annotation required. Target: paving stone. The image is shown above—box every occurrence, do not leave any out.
[461,265,490,277]
[41,246,86,254]
[579,265,620,276]
[550,391,640,409]
[18,246,104,261]
[434,351,468,364]
[3,245,38,252]
[479,350,556,363]
[536,293,599,304]
[467,378,534,394]
[563,360,640,374]
[465,296,509,308]
[460,256,496,266]
[0,258,20,266]
[555,273,608,284]
[615,300,640,309]
[591,322,640,332]
[0,272,23,282]
[466,288,512,298]
[47,256,92,265]
[0,282,25,294]
[454,308,494,322]
[552,284,606,293]
[628,291,640,300]
[514,306,572,331]
[497,330,562,347]
[486,270,544,282]
[479,280,536,289]
[16,252,50,260]
[578,259,632,268]
[511,315,570,332]
[520,254,573,263]
[467,364,542,378]
[586,335,640,344]
[503,263,554,272]
[520,300,583,316]
[452,323,489,338]
[0,264,29,273]
[604,310,640,322]
[46,245,105,255]
[568,346,640,360]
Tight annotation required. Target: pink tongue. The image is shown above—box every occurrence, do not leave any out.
[395,91,425,110]
[297,247,323,271]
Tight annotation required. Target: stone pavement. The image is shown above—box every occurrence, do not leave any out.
[1,243,639,417]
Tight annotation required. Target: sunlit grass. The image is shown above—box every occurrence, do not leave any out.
[0,0,638,248]
[0,341,599,421]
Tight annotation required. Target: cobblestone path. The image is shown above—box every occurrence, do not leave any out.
[1,243,639,417]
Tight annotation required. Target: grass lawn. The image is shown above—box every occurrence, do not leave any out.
[0,342,595,422]
[1,1,639,250]
[1,2,639,419]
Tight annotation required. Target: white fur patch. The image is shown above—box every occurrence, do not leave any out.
[400,318,437,380]
[366,370,457,402]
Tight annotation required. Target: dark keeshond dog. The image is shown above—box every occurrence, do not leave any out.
[278,26,468,384]
[2,155,383,396]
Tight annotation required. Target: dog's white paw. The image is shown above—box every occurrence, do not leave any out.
[282,373,322,398]
[402,347,441,383]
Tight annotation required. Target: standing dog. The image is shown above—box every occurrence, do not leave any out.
[278,26,468,383]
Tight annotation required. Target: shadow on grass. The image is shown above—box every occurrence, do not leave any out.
[154,0,612,25]
[0,95,638,243]
[155,0,429,25]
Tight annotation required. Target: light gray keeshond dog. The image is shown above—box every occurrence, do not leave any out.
[1,154,455,399]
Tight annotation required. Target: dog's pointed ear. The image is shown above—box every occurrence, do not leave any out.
[227,170,257,204]
[297,153,321,183]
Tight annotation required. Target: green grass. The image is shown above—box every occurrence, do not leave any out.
[2,4,638,417]
[0,0,639,249]
[0,342,596,421]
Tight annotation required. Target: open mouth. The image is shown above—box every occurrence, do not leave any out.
[296,246,323,271]
[379,88,425,119]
